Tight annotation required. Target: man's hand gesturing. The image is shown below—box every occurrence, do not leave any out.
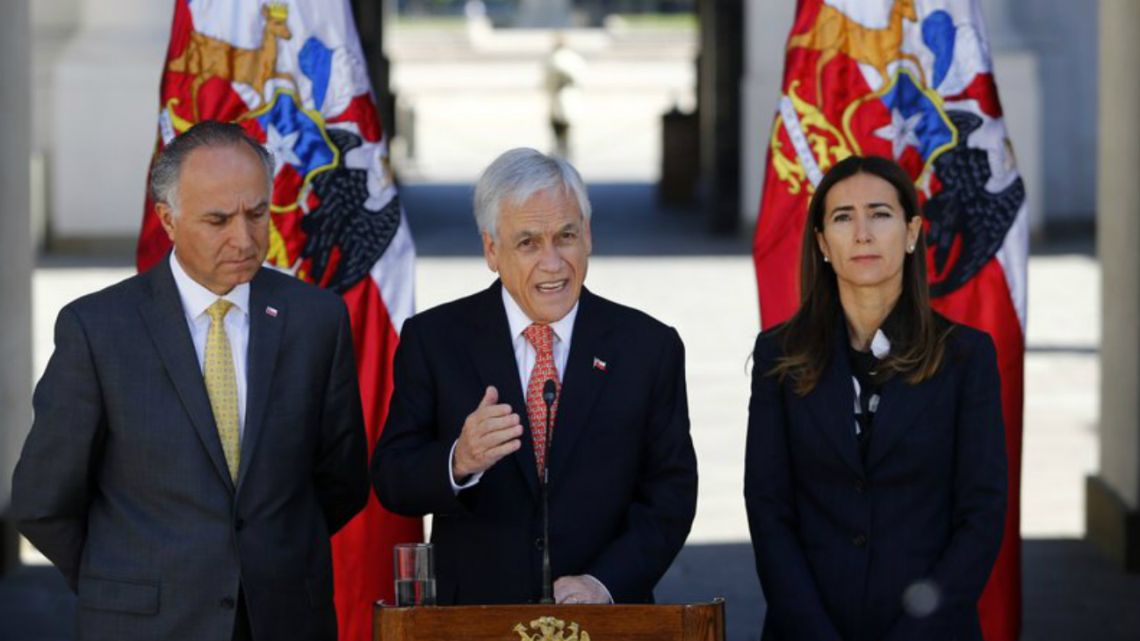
[452,386,523,481]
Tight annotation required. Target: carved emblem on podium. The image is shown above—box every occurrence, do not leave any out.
[513,616,591,641]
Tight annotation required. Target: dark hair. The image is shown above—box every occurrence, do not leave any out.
[149,120,274,213]
[769,155,951,395]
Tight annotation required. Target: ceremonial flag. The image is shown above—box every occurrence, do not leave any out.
[137,2,422,640]
[752,1,1027,639]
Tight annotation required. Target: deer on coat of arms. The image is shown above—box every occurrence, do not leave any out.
[167,3,297,121]
[788,0,926,105]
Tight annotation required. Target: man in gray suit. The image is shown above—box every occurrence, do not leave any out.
[10,121,369,641]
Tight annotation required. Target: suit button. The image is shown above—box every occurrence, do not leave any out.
[854,479,866,494]
[852,533,868,548]
[220,596,236,609]
[534,538,544,551]
[234,518,245,531]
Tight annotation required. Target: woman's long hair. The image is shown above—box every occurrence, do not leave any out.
[769,155,951,396]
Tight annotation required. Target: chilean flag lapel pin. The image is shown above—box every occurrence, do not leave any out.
[592,356,607,372]
[265,306,279,318]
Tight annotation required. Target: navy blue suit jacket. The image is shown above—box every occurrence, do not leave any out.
[372,282,697,604]
[745,319,1006,641]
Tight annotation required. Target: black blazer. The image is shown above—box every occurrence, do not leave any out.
[11,257,369,641]
[372,281,697,604]
[745,318,1007,641]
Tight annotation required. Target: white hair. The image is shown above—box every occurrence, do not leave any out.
[473,147,592,240]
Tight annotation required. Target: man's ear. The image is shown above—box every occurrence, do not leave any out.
[482,231,498,272]
[157,203,177,243]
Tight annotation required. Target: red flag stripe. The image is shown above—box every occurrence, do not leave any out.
[333,276,422,640]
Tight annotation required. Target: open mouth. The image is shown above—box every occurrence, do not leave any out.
[535,279,568,294]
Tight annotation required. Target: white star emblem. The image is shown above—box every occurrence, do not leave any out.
[874,108,924,159]
[265,124,303,176]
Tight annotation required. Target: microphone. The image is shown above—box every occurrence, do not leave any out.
[539,378,557,604]
[541,381,557,488]
[542,379,557,408]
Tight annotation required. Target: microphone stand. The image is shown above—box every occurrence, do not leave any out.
[540,379,557,604]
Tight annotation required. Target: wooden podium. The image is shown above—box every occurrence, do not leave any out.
[373,600,725,641]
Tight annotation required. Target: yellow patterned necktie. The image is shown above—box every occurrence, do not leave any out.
[204,299,240,481]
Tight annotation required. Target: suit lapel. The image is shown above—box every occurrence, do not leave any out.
[548,288,608,489]
[865,369,936,471]
[236,271,284,492]
[802,321,864,477]
[470,282,540,498]
[138,257,235,492]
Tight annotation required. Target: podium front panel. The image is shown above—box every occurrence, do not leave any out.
[374,601,725,641]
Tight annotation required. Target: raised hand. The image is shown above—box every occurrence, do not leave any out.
[452,386,524,481]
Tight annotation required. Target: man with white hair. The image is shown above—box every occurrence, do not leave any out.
[373,147,697,605]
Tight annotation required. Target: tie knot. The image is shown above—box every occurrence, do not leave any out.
[523,323,554,353]
[207,299,234,322]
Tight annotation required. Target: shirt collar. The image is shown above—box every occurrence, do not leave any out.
[169,251,251,320]
[866,300,906,359]
[501,284,578,344]
[870,328,891,359]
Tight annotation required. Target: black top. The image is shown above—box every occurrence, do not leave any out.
[746,314,1008,641]
[848,345,882,461]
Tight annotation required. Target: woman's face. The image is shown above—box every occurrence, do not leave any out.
[816,172,922,296]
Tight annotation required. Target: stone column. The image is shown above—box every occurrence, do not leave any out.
[352,0,396,139]
[698,0,743,234]
[0,0,33,575]
[739,1,794,227]
[49,0,169,250]
[1090,0,1140,572]
[980,0,1025,49]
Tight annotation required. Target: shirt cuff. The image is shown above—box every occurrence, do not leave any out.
[581,574,614,604]
[449,439,483,493]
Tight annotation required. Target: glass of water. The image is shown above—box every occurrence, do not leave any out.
[393,542,436,606]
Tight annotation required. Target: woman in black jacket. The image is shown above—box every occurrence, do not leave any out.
[745,155,1007,641]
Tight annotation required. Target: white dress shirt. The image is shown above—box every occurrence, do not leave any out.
[449,287,579,491]
[169,252,251,438]
[502,286,578,395]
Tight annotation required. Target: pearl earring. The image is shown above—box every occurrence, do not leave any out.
[823,256,830,263]
[907,245,915,253]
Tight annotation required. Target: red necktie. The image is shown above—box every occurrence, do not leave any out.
[523,323,560,474]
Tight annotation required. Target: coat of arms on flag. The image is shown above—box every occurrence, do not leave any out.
[137,2,422,641]
[754,1,1027,640]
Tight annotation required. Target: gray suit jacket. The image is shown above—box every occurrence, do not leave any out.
[11,257,369,641]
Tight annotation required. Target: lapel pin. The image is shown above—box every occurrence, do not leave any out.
[265,306,279,318]
[592,357,607,372]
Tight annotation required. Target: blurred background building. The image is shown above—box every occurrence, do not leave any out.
[2,1,1138,639]
[16,0,1099,248]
